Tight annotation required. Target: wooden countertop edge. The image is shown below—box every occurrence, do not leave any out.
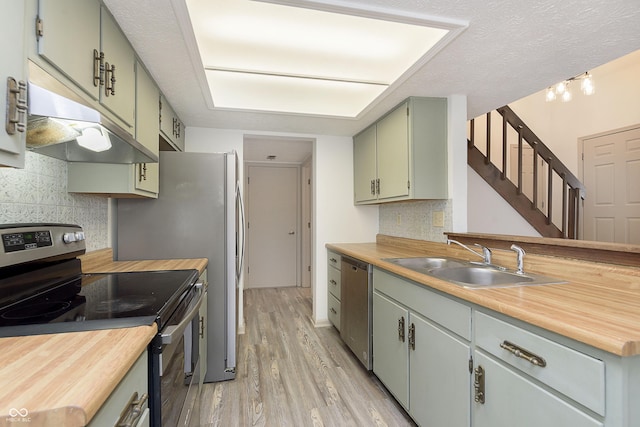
[326,240,640,357]
[0,325,157,427]
[79,248,208,274]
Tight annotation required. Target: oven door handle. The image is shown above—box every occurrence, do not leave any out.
[161,283,204,345]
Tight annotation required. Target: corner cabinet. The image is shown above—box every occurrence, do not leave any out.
[1,0,27,168]
[353,97,448,204]
[67,61,159,198]
[373,268,471,427]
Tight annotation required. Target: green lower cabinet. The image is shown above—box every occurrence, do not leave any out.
[410,313,470,427]
[373,291,409,408]
[473,351,602,427]
[373,267,471,427]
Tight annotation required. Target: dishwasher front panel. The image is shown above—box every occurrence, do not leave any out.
[340,256,372,370]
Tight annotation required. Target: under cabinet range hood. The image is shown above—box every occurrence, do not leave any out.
[25,68,158,164]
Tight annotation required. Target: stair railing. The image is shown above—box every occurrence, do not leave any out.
[468,105,585,239]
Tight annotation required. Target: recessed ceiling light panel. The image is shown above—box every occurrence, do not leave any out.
[180,0,467,117]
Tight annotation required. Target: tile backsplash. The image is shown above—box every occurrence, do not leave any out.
[379,199,452,242]
[0,152,108,251]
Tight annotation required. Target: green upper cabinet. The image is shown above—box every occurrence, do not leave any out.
[98,5,135,129]
[36,0,100,101]
[1,0,27,168]
[159,95,185,152]
[353,97,448,205]
[134,61,160,195]
[35,0,135,132]
[353,124,377,203]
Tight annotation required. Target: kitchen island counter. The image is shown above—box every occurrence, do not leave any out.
[327,234,640,357]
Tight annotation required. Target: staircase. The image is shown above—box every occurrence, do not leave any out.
[468,105,585,238]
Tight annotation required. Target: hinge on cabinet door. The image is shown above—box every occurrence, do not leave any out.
[307,265,311,272]
[35,17,44,39]
[406,106,409,116]
[308,178,311,185]
[407,180,410,189]
[408,323,416,350]
[247,176,250,184]
[469,356,473,373]
[307,222,311,228]
[474,365,485,404]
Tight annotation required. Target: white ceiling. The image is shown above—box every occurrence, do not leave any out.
[104,0,640,139]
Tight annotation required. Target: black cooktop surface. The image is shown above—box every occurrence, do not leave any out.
[0,268,199,337]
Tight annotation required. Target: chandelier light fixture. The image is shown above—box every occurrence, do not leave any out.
[545,72,595,102]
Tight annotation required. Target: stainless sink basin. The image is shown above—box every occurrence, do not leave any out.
[383,257,565,289]
[384,257,467,272]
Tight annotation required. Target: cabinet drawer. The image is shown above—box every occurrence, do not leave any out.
[374,268,470,340]
[475,311,605,415]
[327,250,341,270]
[328,266,341,299]
[328,293,341,330]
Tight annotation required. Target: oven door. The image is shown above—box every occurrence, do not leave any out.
[154,283,204,427]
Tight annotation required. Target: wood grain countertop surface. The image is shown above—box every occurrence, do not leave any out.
[327,235,640,357]
[0,249,208,426]
[0,325,156,427]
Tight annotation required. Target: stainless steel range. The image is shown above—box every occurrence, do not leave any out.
[0,223,204,427]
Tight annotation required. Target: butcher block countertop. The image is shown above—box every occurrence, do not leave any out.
[0,249,207,427]
[328,235,640,357]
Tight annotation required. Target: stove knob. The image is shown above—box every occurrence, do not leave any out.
[63,232,77,243]
[75,231,85,241]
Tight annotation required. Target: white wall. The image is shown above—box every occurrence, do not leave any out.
[467,50,640,236]
[185,127,378,328]
[467,167,540,236]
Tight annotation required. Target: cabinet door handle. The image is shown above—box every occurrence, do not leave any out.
[329,279,336,285]
[199,315,205,338]
[474,366,485,404]
[408,323,415,350]
[330,307,337,314]
[500,340,547,367]
[5,77,27,135]
[93,49,104,87]
[398,316,405,342]
[370,179,375,195]
[104,62,116,96]
[138,163,147,182]
[376,178,380,195]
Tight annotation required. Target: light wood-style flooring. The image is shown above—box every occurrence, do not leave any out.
[199,287,415,426]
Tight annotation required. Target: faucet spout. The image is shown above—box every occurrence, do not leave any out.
[447,239,491,264]
[510,244,526,274]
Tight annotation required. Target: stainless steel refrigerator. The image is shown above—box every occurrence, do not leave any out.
[116,151,242,383]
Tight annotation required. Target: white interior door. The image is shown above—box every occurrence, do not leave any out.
[246,165,299,288]
[582,126,640,244]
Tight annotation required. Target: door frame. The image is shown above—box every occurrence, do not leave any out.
[244,161,302,287]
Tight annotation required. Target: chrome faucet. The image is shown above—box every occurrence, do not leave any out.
[510,244,526,274]
[447,239,492,264]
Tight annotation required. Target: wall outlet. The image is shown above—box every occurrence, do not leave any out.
[432,211,444,227]
[396,213,402,225]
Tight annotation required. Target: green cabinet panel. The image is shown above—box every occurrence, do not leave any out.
[373,291,409,408]
[353,97,448,205]
[0,0,27,168]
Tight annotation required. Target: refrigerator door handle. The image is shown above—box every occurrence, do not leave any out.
[236,180,246,282]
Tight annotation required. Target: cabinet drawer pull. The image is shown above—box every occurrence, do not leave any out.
[104,62,116,96]
[500,340,547,367]
[329,279,336,285]
[398,316,405,342]
[330,307,337,315]
[94,49,104,87]
[117,392,148,427]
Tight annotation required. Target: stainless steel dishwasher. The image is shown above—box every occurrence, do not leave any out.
[340,255,373,370]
